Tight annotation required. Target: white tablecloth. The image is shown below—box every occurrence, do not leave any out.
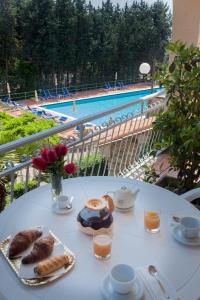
[0,176,199,300]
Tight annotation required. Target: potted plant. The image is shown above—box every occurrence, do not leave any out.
[153,41,200,193]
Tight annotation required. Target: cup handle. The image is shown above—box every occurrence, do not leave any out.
[102,194,114,213]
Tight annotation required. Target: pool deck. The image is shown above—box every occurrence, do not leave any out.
[24,82,152,107]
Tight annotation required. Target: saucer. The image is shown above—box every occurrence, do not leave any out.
[172,224,200,246]
[100,275,143,300]
[52,197,74,215]
[115,205,134,212]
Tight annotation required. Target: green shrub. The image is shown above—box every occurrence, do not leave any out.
[79,153,108,176]
[154,42,200,191]
[7,180,38,199]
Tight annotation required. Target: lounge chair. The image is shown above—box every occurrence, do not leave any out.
[57,116,68,123]
[103,83,112,92]
[61,87,76,98]
[118,81,128,89]
[74,124,93,138]
[1,96,9,103]
[114,82,122,90]
[39,90,49,100]
[44,89,57,99]
[40,110,57,119]
[12,101,27,109]
[59,88,70,98]
[1,96,14,107]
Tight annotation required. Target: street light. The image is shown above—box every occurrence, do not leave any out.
[139,62,154,92]
[139,63,151,75]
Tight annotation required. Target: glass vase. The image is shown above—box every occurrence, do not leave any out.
[51,173,63,202]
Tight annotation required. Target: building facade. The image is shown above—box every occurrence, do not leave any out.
[172,0,200,47]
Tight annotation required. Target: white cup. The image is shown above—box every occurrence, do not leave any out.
[180,217,200,239]
[109,264,136,294]
[58,195,69,209]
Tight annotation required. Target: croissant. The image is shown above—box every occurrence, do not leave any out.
[34,255,69,276]
[8,229,42,259]
[22,235,54,264]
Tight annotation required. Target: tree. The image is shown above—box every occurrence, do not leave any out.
[0,0,16,85]
[0,0,171,90]
[20,0,57,84]
[154,42,200,191]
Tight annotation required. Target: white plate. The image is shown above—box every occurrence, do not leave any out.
[100,275,143,300]
[172,224,200,246]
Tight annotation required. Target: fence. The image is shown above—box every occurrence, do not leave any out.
[0,78,146,102]
[0,90,166,205]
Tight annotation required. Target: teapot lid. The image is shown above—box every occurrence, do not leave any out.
[85,199,105,210]
[120,186,133,194]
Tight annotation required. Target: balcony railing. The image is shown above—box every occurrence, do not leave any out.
[0,90,166,205]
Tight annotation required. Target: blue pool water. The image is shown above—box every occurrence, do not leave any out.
[42,88,161,125]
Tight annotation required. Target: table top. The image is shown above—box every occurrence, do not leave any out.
[0,176,200,300]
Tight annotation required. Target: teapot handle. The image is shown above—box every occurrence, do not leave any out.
[102,194,114,213]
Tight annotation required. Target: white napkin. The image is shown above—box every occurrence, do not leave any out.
[137,266,178,300]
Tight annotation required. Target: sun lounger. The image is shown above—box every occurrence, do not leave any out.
[1,96,14,107]
[103,83,112,92]
[118,81,128,89]
[74,124,93,139]
[1,96,9,103]
[57,116,68,123]
[12,101,27,109]
[44,89,57,99]
[39,90,49,100]
[62,87,76,97]
[114,82,123,90]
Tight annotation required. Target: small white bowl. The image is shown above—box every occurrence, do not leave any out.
[109,264,136,294]
[180,217,200,239]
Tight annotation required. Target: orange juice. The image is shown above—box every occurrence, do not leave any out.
[144,211,160,233]
[93,234,112,259]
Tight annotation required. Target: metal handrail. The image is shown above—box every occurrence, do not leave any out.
[0,90,163,155]
[0,90,166,205]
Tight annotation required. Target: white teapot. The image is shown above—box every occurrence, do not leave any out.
[108,186,140,210]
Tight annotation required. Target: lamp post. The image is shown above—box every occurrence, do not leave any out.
[139,63,152,92]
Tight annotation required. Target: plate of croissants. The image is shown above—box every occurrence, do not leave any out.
[0,226,75,286]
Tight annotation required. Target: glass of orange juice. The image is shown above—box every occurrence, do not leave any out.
[93,234,112,260]
[144,210,160,233]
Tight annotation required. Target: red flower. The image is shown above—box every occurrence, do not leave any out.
[64,163,77,174]
[40,148,49,161]
[32,157,48,172]
[54,144,68,159]
[47,150,57,163]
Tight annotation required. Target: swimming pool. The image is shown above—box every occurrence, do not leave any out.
[41,88,161,125]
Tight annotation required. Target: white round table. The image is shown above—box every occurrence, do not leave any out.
[0,176,199,300]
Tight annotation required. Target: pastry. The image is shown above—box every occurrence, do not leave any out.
[22,235,54,264]
[34,255,69,276]
[8,229,42,259]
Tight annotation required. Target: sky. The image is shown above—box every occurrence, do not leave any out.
[89,0,173,10]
